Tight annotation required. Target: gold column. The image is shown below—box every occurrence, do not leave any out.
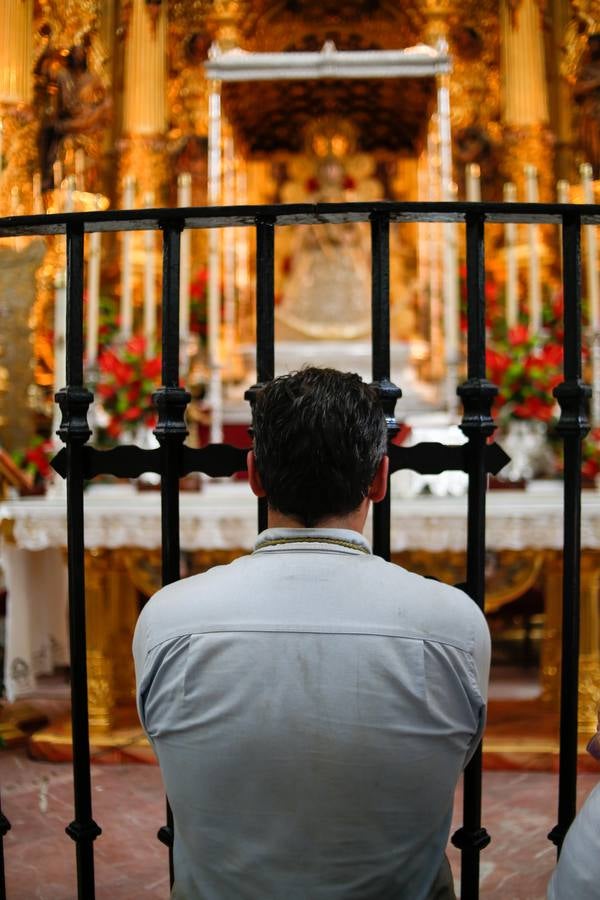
[500,0,554,200]
[85,549,139,732]
[0,0,36,216]
[120,0,168,201]
[0,0,33,106]
[541,549,600,736]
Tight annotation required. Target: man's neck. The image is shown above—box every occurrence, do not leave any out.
[266,501,369,534]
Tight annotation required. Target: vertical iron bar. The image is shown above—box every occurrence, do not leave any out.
[244,217,275,533]
[548,211,590,854]
[370,213,400,561]
[452,211,494,900]
[153,221,190,886]
[58,221,101,899]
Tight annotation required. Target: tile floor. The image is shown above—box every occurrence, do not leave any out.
[1,747,598,899]
[2,668,599,898]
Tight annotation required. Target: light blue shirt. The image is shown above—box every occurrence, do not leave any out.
[133,528,490,900]
[547,782,600,900]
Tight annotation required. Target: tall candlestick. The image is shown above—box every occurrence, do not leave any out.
[442,181,459,414]
[177,173,192,344]
[143,191,156,358]
[235,160,250,332]
[466,163,481,202]
[223,131,236,350]
[52,269,67,447]
[524,165,542,335]
[120,175,135,338]
[503,182,519,329]
[86,199,102,366]
[426,125,443,379]
[581,164,599,331]
[580,164,600,425]
[207,81,223,443]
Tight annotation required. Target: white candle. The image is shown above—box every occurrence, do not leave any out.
[10,185,20,215]
[53,160,63,192]
[466,163,481,202]
[32,172,43,214]
[524,165,542,335]
[86,198,102,366]
[557,180,570,205]
[143,190,156,358]
[120,175,135,338]
[64,175,75,212]
[177,173,192,343]
[75,149,85,191]
[581,163,599,331]
[504,182,519,329]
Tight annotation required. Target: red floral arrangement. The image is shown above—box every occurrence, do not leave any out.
[486,325,563,424]
[11,437,54,486]
[95,335,161,443]
[582,427,600,482]
[190,267,209,340]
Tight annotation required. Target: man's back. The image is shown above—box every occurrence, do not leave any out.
[134,528,490,900]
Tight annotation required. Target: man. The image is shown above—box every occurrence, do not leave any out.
[547,715,600,899]
[134,367,490,899]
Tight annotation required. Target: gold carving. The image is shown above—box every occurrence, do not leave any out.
[119,135,169,203]
[0,241,46,453]
[540,550,600,734]
[208,0,247,50]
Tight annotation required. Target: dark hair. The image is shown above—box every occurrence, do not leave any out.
[252,367,388,527]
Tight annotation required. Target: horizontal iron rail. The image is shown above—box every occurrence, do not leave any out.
[2,200,600,237]
[50,440,509,481]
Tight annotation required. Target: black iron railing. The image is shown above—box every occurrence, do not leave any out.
[0,199,596,900]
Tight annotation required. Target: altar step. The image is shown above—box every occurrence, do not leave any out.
[13,675,599,771]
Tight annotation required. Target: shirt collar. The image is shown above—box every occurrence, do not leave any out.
[253,527,372,556]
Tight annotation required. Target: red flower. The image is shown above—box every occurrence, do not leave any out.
[508,324,530,346]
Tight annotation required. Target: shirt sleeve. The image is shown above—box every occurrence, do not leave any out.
[463,606,491,767]
[132,607,151,734]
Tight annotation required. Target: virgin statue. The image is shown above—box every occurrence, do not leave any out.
[276,120,380,340]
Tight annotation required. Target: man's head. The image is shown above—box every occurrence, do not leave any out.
[249,367,388,528]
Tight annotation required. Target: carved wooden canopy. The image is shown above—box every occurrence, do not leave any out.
[221,75,437,156]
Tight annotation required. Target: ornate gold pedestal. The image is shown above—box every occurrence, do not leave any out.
[28,547,243,761]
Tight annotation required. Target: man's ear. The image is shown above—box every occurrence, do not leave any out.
[367,455,389,503]
[247,450,267,498]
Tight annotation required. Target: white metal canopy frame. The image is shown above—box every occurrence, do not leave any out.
[203,40,454,438]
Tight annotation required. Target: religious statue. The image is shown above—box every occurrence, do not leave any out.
[574,33,600,176]
[37,35,111,190]
[276,120,379,340]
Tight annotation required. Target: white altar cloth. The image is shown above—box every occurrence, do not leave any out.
[2,480,600,699]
